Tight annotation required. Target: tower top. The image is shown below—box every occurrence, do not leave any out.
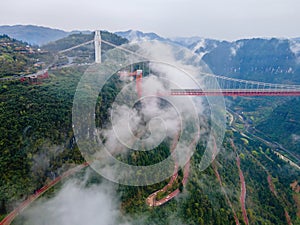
[95,30,101,37]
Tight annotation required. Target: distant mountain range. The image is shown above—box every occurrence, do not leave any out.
[115,30,167,42]
[115,30,219,52]
[203,38,300,83]
[0,25,91,46]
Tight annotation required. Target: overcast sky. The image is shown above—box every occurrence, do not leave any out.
[1,0,299,40]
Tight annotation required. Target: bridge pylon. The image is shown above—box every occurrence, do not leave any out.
[94,30,101,64]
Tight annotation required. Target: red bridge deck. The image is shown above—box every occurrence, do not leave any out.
[171,89,300,96]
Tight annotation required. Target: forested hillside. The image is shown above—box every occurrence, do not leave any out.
[43,31,128,64]
[0,31,127,217]
[0,67,85,215]
[0,35,51,78]
[257,98,300,157]
[202,38,300,83]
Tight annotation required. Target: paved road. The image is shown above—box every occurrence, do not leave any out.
[146,162,190,207]
[146,131,198,207]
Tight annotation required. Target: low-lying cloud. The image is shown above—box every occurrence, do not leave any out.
[21,176,130,225]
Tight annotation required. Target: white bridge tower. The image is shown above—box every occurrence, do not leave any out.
[94,30,101,63]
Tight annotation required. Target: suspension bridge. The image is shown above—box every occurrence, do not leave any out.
[1,30,299,96]
[170,76,300,97]
[171,89,300,96]
[60,31,300,97]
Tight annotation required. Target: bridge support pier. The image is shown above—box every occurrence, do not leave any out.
[94,30,101,64]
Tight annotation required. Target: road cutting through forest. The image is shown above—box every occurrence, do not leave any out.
[212,163,240,225]
[230,139,249,225]
[211,136,240,225]
[146,130,198,207]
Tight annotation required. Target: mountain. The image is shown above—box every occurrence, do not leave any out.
[0,25,89,46]
[169,36,300,84]
[116,30,300,83]
[0,30,128,215]
[292,37,300,42]
[42,31,128,64]
[115,30,223,60]
[201,38,300,83]
[257,98,300,157]
[169,36,204,47]
[115,30,169,42]
[290,39,300,62]
[170,36,300,83]
[187,38,222,58]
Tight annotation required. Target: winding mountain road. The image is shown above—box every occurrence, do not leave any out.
[146,130,198,207]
